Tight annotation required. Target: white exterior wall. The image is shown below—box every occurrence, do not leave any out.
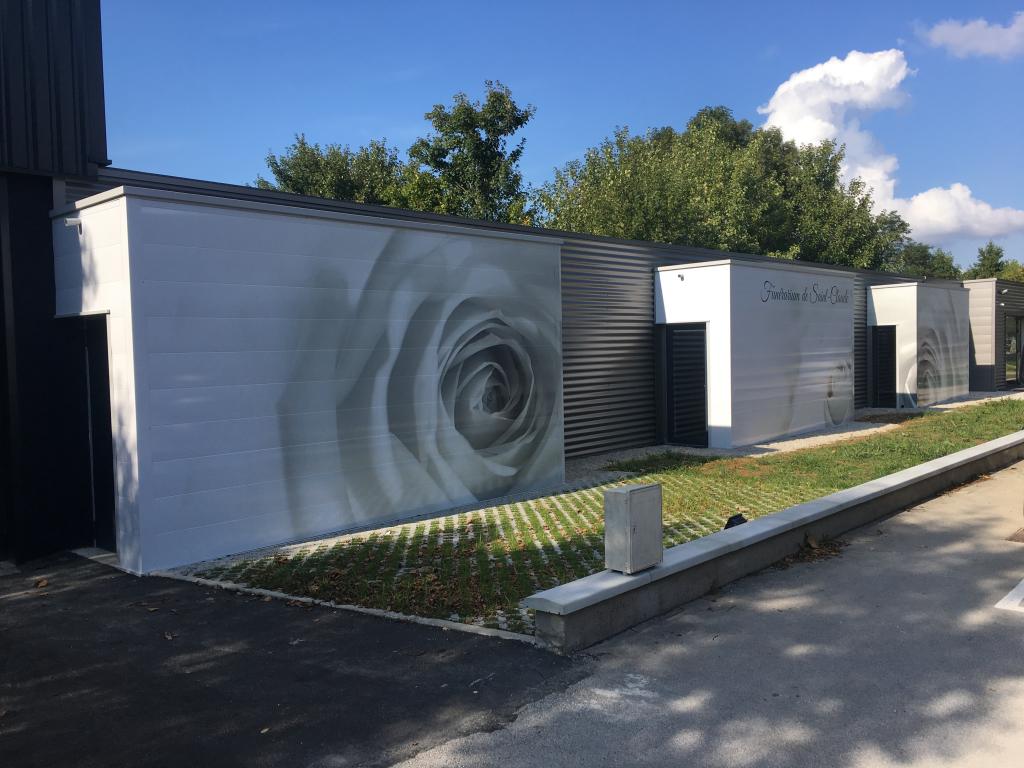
[728,263,854,446]
[868,283,969,407]
[867,284,919,407]
[54,188,564,572]
[656,260,854,449]
[964,280,997,390]
[915,284,970,405]
[656,263,732,447]
[52,198,145,572]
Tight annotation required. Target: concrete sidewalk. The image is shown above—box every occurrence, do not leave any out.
[398,462,1024,768]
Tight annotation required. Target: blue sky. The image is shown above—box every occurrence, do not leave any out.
[100,1,1024,267]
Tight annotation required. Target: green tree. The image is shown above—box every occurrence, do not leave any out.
[535,108,910,270]
[785,142,909,269]
[256,135,406,206]
[257,82,535,224]
[889,242,962,280]
[998,259,1024,283]
[406,80,535,223]
[964,241,1007,279]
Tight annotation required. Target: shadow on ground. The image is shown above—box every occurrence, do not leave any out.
[0,554,584,768]
[395,465,1024,767]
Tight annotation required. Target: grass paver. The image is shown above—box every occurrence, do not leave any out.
[192,399,1024,633]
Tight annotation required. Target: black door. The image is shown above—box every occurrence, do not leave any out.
[666,323,708,447]
[870,325,897,408]
[83,315,116,551]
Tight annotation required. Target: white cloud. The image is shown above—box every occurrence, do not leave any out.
[758,49,1024,242]
[922,11,1024,59]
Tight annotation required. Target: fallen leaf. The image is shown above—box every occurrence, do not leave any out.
[34,578,48,589]
[147,607,160,613]
[163,631,175,641]
[260,727,270,735]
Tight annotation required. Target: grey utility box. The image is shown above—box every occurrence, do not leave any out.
[604,484,664,574]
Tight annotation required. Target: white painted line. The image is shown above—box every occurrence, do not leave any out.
[995,577,1024,613]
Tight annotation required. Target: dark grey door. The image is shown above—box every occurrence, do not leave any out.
[666,324,708,447]
[83,315,115,551]
[870,326,897,408]
[1005,315,1021,386]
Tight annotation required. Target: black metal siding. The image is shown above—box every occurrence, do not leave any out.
[994,279,1024,390]
[1,173,97,562]
[0,0,108,177]
[665,324,708,447]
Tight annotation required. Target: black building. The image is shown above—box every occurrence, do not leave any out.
[1,0,111,561]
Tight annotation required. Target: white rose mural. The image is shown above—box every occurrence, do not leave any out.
[278,224,564,532]
[916,289,969,407]
[824,360,854,425]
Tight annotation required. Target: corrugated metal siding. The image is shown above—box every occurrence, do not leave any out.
[854,276,868,408]
[0,0,108,177]
[560,240,674,456]
[965,281,996,391]
[994,280,1024,390]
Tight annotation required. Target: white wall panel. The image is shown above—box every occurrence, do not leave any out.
[729,263,854,446]
[868,284,968,407]
[868,284,919,407]
[656,263,732,446]
[51,197,145,573]
[657,260,854,448]
[916,284,970,405]
[56,188,564,571]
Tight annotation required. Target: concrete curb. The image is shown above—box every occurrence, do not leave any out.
[152,569,538,647]
[522,429,1024,653]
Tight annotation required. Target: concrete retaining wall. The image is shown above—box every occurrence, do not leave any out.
[523,430,1024,653]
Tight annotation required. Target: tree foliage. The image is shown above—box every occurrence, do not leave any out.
[889,242,962,280]
[964,241,1007,279]
[959,241,1024,283]
[999,259,1024,283]
[406,81,534,222]
[256,136,406,206]
[257,81,534,223]
[259,97,1021,275]
[534,107,910,270]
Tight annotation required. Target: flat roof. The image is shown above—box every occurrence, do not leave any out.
[58,165,941,285]
[52,185,563,246]
[869,281,967,293]
[657,258,856,278]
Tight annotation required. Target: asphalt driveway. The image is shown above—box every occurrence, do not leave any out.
[0,554,582,768]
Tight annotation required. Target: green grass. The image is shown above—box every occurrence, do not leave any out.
[195,399,1024,633]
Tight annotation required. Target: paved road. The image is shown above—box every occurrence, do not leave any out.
[398,462,1024,768]
[5,464,1024,767]
[0,555,583,768]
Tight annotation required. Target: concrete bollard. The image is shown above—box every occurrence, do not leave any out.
[604,483,664,575]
